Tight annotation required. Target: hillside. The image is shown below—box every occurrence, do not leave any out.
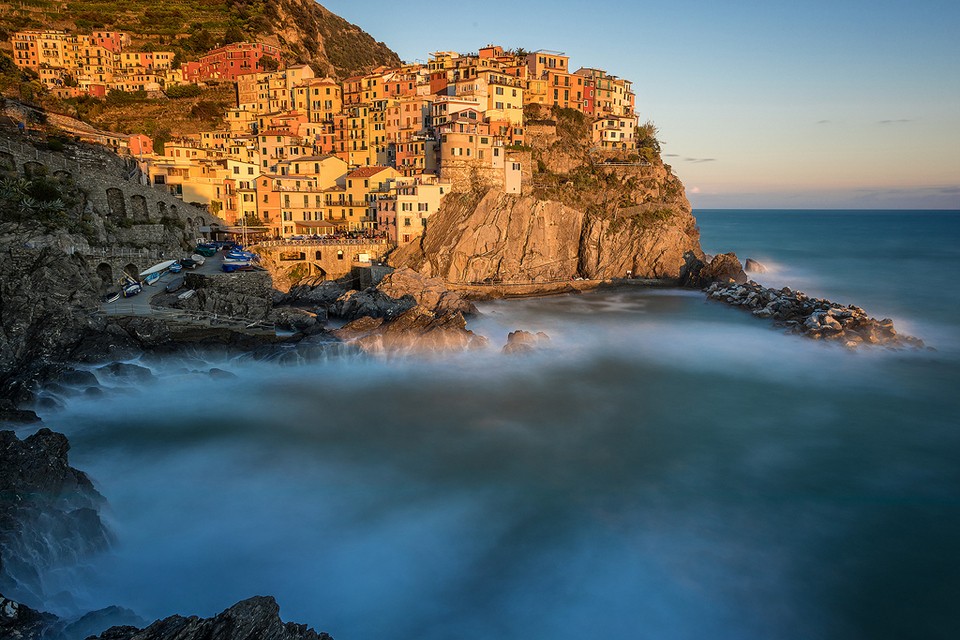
[0,0,400,78]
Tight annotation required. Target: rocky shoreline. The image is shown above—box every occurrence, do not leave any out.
[704,279,925,349]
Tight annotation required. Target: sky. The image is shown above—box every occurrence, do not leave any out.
[320,0,960,209]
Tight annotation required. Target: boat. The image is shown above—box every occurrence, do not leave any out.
[180,258,197,270]
[195,245,217,257]
[122,282,142,297]
[221,262,252,273]
[190,254,205,266]
[101,290,121,303]
[223,255,253,264]
[177,289,196,301]
[139,259,178,282]
[168,262,183,274]
[226,250,256,260]
[165,275,186,293]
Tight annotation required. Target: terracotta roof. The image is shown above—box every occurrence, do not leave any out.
[347,166,391,179]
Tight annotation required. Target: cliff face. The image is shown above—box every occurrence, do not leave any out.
[0,429,110,609]
[392,109,702,286]
[0,123,215,401]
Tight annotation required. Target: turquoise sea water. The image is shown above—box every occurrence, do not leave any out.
[22,210,960,640]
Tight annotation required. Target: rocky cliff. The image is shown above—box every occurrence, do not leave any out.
[391,108,702,287]
[0,429,110,609]
[0,123,215,402]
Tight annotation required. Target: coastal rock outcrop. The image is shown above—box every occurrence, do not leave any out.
[375,268,477,316]
[0,593,325,640]
[390,108,702,291]
[333,306,487,355]
[502,330,551,355]
[0,429,111,608]
[744,258,767,273]
[680,251,748,288]
[705,281,924,349]
[91,595,332,640]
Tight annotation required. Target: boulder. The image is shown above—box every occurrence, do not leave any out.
[377,268,478,316]
[502,330,551,355]
[698,253,747,285]
[334,306,487,355]
[329,289,414,321]
[744,258,767,273]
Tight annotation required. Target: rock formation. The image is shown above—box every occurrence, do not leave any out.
[744,258,767,273]
[704,281,924,349]
[333,306,487,355]
[91,596,332,640]
[0,429,111,609]
[391,108,702,290]
[502,330,551,355]
[680,251,748,287]
[0,593,326,640]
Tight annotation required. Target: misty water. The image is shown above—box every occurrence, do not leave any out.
[23,210,960,639]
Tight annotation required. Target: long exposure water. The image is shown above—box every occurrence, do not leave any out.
[22,210,960,640]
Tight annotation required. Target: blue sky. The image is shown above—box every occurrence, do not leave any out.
[321,0,960,209]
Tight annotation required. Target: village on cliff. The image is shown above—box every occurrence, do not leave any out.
[9,31,640,246]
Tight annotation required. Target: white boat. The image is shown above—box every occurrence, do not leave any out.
[190,254,206,266]
[177,289,196,301]
[139,260,178,280]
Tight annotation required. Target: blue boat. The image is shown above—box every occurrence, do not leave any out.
[221,262,252,273]
[169,262,183,273]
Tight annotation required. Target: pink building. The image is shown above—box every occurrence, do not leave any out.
[182,42,282,82]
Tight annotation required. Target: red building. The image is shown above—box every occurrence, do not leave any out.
[182,42,282,82]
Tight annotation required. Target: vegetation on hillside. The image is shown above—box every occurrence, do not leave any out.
[0,0,400,78]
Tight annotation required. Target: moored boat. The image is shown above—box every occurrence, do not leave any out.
[221,262,252,272]
[169,262,183,274]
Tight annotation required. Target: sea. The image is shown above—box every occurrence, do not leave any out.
[17,209,960,640]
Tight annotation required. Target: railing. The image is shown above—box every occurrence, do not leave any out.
[0,138,81,173]
[255,238,391,248]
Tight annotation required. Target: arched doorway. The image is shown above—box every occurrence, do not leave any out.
[96,262,114,289]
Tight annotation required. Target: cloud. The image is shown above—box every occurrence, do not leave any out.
[683,157,716,163]
[690,186,701,194]
[816,119,831,124]
[878,119,913,125]
[663,153,679,157]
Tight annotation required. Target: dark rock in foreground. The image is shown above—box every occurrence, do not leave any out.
[0,429,111,608]
[0,593,326,640]
[705,280,925,349]
[93,595,332,640]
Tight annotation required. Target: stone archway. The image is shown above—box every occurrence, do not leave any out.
[129,194,148,223]
[0,151,14,171]
[157,201,167,218]
[122,263,139,281]
[23,161,47,178]
[53,169,73,183]
[96,262,114,290]
[106,188,127,220]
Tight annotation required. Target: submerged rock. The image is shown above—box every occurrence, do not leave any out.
[502,330,551,355]
[744,258,767,273]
